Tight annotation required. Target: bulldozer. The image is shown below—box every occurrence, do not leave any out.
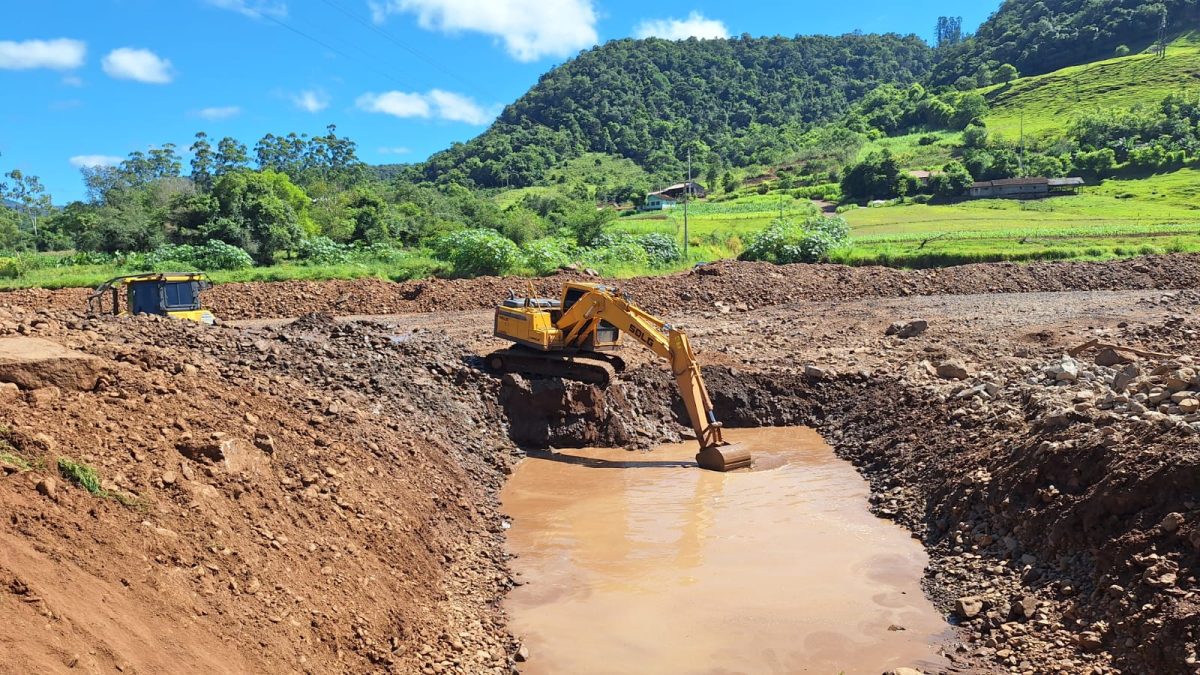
[87,272,216,325]
[488,281,751,472]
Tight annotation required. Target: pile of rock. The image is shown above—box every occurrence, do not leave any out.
[1029,351,1200,434]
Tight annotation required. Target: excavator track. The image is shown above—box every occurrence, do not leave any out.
[486,346,626,386]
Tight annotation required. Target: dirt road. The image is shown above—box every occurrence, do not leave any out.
[1,257,1198,674]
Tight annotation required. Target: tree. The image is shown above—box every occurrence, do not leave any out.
[936,16,963,49]
[3,169,52,244]
[564,205,616,246]
[840,150,903,202]
[1114,45,1131,58]
[951,93,988,129]
[929,161,973,198]
[963,124,989,149]
[994,63,1019,84]
[721,171,738,193]
[190,132,215,191]
[215,137,250,175]
[210,170,308,264]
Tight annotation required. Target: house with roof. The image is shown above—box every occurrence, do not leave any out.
[968,177,1085,199]
[641,181,707,211]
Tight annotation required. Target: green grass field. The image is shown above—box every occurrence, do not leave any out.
[981,32,1200,140]
[611,168,1200,267]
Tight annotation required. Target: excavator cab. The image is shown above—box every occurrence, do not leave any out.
[87,272,216,325]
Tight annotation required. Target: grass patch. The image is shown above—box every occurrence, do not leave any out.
[58,457,104,495]
[981,32,1200,140]
[0,451,33,472]
[56,456,141,507]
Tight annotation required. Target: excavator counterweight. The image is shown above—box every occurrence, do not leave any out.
[489,282,751,472]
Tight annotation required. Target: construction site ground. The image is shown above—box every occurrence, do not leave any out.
[1,255,1198,674]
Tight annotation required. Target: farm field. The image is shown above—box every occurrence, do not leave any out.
[615,169,1200,267]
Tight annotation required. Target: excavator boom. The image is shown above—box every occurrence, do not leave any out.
[490,282,751,471]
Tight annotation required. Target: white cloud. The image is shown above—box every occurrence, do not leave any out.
[0,38,86,70]
[634,11,728,40]
[369,0,598,62]
[357,89,495,125]
[102,47,174,84]
[69,155,123,169]
[378,146,412,155]
[198,105,242,120]
[292,89,330,113]
[62,74,84,87]
[205,0,287,19]
[357,91,431,118]
[427,89,492,124]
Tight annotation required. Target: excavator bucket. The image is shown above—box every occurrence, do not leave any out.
[696,444,752,472]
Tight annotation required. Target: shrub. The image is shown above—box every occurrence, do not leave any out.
[917,134,940,146]
[522,237,575,275]
[143,240,254,271]
[295,236,352,265]
[636,233,682,266]
[1114,45,1131,58]
[433,229,523,277]
[583,239,649,268]
[739,216,850,264]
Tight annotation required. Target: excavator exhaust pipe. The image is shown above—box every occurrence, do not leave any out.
[696,444,752,472]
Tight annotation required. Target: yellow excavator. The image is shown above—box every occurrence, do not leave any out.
[488,281,751,472]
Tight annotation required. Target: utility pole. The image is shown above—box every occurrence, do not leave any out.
[1019,112,1027,177]
[684,148,691,261]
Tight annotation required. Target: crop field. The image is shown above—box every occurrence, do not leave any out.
[613,168,1200,267]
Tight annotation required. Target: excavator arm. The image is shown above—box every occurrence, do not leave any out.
[555,289,751,471]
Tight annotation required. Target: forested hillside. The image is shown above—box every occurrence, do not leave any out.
[418,34,934,188]
[931,0,1199,86]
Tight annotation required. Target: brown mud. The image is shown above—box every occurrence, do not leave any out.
[502,427,952,675]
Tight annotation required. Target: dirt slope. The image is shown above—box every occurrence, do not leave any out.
[0,309,518,674]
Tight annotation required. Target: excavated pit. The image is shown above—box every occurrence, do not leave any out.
[496,362,1200,675]
[501,426,953,674]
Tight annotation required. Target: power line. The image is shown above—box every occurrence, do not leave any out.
[315,0,500,100]
[258,10,419,91]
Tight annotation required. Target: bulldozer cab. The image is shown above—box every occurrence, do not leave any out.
[88,273,216,325]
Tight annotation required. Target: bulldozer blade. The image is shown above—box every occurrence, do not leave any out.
[695,444,752,472]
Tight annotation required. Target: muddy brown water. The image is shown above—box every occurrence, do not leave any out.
[501,427,952,675]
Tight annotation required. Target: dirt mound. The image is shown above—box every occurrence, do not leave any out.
[5,254,1200,320]
[0,306,520,674]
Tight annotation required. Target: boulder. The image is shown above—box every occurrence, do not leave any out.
[936,360,969,381]
[886,319,929,339]
[0,337,105,392]
[1095,348,1137,368]
[955,595,984,619]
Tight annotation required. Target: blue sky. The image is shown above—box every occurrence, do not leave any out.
[1,0,999,202]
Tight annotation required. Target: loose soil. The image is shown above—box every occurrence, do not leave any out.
[0,255,1198,674]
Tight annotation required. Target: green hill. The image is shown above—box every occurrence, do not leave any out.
[981,32,1200,139]
[931,0,1200,86]
[419,34,933,189]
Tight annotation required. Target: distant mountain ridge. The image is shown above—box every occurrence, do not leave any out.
[418,33,933,188]
[932,0,1200,85]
